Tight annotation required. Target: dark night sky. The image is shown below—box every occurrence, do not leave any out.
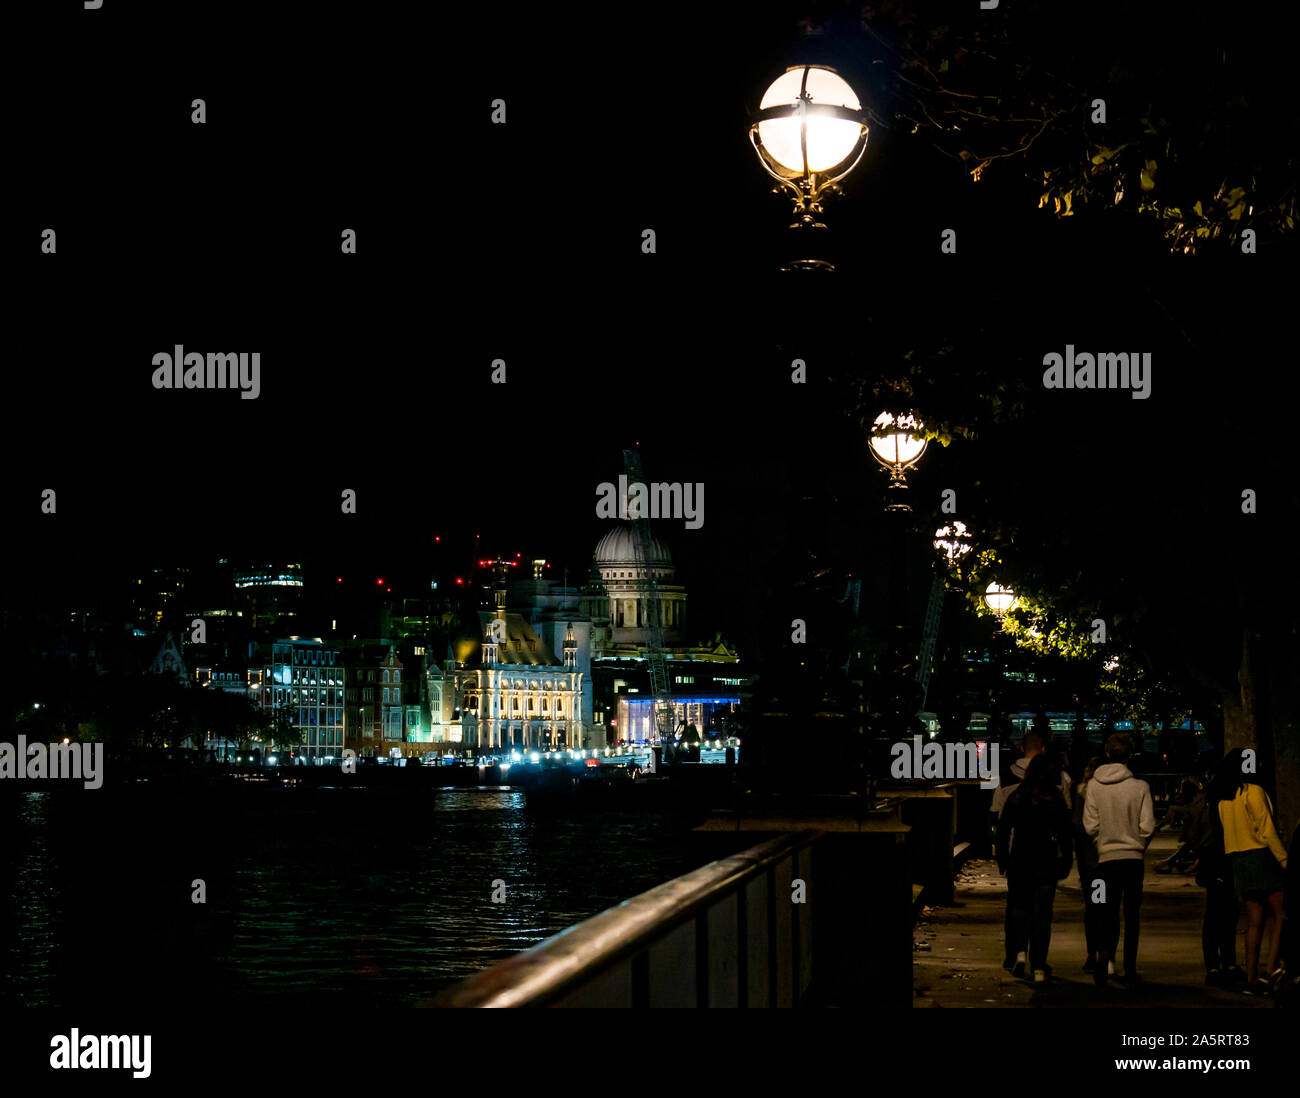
[8,1,1296,649]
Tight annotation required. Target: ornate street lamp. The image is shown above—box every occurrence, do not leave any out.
[869,411,928,510]
[750,65,870,268]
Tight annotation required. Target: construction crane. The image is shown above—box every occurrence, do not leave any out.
[915,575,945,713]
[842,575,861,676]
[622,447,678,762]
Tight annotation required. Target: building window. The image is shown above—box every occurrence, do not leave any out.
[383,670,389,683]
[383,688,390,703]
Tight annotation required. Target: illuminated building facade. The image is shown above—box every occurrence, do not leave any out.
[233,563,304,628]
[580,523,743,745]
[342,644,406,758]
[582,526,686,651]
[271,637,343,761]
[423,655,463,745]
[458,590,583,751]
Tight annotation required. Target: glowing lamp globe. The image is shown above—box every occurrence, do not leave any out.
[869,412,928,470]
[933,521,973,562]
[757,67,867,175]
[984,583,1017,614]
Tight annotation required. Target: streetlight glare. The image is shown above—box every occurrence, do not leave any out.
[758,67,865,174]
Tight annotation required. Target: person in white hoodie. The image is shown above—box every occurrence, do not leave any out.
[1083,733,1155,986]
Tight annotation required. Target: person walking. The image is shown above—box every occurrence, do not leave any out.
[1216,748,1288,996]
[993,730,1073,975]
[1072,756,1105,972]
[996,754,1074,983]
[1083,733,1155,986]
[992,730,1073,816]
[1278,823,1298,1007]
[1198,761,1243,988]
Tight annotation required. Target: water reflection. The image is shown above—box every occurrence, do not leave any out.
[2,786,726,1006]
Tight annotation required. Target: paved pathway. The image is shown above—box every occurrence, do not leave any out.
[913,832,1274,1008]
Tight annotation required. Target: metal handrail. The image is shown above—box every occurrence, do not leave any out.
[428,830,821,1008]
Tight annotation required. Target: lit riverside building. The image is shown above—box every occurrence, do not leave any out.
[581,523,743,744]
[457,583,583,752]
[341,644,406,759]
[270,637,343,762]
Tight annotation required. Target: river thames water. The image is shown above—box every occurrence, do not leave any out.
[0,785,745,1008]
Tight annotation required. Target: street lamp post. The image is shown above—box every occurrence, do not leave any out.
[866,411,929,738]
[869,411,928,512]
[919,522,976,727]
[749,64,870,270]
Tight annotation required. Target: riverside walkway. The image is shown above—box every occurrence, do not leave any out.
[913,831,1274,1008]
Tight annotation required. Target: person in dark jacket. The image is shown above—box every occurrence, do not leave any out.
[1196,765,1243,987]
[996,754,1075,983]
[1072,757,1105,972]
[1278,823,1298,1006]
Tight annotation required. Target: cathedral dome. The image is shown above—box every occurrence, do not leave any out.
[594,524,673,568]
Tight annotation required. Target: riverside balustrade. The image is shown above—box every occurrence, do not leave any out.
[429,831,820,1008]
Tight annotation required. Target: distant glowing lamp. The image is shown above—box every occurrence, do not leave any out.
[933,521,973,563]
[984,582,1017,616]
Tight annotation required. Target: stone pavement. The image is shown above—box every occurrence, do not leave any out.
[913,832,1275,1008]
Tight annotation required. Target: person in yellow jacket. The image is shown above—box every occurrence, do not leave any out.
[1212,748,1288,995]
